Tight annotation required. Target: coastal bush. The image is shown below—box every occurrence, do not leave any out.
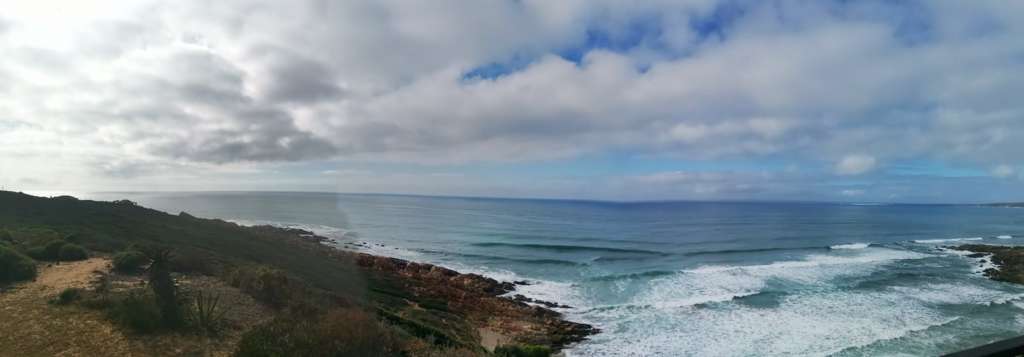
[169,248,217,275]
[44,239,69,258]
[58,243,88,261]
[107,292,163,333]
[113,250,148,273]
[494,344,552,357]
[0,229,13,244]
[0,245,37,284]
[226,266,296,309]
[235,308,404,357]
[24,239,63,261]
[24,237,73,261]
[54,288,83,305]
[24,246,47,260]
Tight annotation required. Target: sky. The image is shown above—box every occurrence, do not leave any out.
[1,0,1023,203]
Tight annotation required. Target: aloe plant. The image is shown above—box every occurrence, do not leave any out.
[188,290,228,336]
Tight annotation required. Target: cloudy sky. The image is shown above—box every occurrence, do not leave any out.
[2,0,1023,203]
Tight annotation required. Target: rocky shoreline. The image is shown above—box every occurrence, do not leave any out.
[270,225,599,352]
[355,253,598,350]
[953,244,1024,284]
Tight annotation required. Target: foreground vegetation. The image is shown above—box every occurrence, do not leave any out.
[0,191,589,356]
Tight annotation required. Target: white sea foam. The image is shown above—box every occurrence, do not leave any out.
[566,248,944,356]
[997,235,1013,239]
[913,237,983,244]
[938,247,974,256]
[973,255,999,275]
[568,289,958,357]
[441,262,585,309]
[831,243,871,250]
[935,248,1001,275]
[628,248,928,310]
[892,284,1024,306]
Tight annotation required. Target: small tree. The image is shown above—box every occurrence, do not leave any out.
[113,250,149,273]
[0,245,37,284]
[58,244,88,261]
[144,247,182,328]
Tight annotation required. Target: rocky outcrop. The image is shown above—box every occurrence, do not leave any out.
[355,253,598,350]
[954,244,1024,284]
[243,224,599,351]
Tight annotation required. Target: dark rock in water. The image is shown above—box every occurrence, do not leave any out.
[954,244,1024,284]
[247,225,329,243]
[967,253,988,258]
[513,280,531,285]
[512,294,573,309]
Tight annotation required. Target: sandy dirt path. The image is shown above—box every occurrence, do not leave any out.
[0,258,134,357]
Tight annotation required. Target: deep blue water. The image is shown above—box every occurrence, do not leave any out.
[81,192,1024,356]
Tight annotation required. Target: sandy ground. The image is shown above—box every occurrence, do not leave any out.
[0,258,134,357]
[0,259,271,357]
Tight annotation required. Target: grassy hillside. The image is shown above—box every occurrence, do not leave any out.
[0,191,504,355]
[0,191,363,293]
[0,191,590,356]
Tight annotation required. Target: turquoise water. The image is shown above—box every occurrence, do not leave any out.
[84,192,1024,356]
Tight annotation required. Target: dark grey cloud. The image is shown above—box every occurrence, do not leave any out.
[251,48,345,104]
[152,109,337,163]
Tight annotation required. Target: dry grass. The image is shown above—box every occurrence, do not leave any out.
[0,258,273,357]
[0,258,133,356]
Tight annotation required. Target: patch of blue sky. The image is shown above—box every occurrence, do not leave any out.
[463,1,748,81]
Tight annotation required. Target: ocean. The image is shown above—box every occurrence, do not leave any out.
[81,191,1024,356]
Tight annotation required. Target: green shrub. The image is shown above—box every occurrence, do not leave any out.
[169,248,216,275]
[494,344,552,357]
[113,250,148,273]
[0,229,13,244]
[0,245,37,284]
[58,243,88,261]
[235,308,404,357]
[81,294,113,310]
[24,246,46,260]
[43,239,68,259]
[226,266,296,309]
[25,238,68,261]
[107,292,163,333]
[54,288,82,305]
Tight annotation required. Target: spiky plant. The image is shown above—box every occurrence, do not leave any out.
[187,290,228,336]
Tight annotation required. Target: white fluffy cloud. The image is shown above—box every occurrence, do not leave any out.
[992,165,1016,178]
[1,0,1023,199]
[835,155,878,176]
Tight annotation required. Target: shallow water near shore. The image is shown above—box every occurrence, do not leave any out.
[83,192,1024,356]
